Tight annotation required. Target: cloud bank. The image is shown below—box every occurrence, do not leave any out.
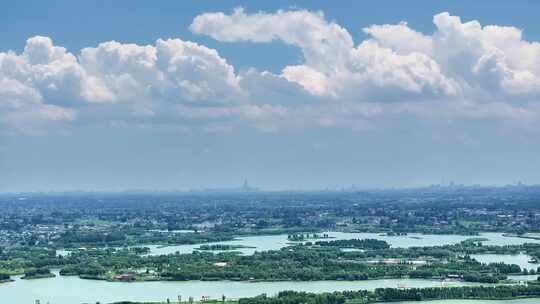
[2,9,540,134]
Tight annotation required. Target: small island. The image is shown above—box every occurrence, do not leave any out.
[21,267,56,280]
[195,244,256,251]
[287,233,332,242]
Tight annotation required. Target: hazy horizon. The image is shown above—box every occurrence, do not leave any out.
[2,180,537,194]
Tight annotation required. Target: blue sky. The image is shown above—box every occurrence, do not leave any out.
[2,1,540,191]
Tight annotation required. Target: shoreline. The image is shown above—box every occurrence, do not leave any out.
[16,270,538,284]
[21,273,56,280]
[503,233,540,241]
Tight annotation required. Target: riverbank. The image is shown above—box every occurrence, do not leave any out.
[0,270,494,304]
[504,233,540,241]
[62,272,538,283]
[105,286,540,304]
[21,273,56,280]
[238,286,540,304]
[106,297,540,304]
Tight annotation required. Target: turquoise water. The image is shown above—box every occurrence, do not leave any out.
[471,253,540,271]
[55,232,540,256]
[0,271,483,304]
[142,232,540,256]
[35,233,540,303]
[1,272,538,304]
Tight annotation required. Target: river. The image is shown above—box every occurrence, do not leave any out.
[0,271,490,304]
[1,272,539,304]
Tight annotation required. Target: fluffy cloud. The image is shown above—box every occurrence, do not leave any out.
[191,8,353,73]
[0,36,257,133]
[2,9,540,134]
[190,8,540,128]
[0,91,76,135]
[427,13,540,100]
[362,22,433,55]
[79,38,243,106]
[191,8,459,100]
[191,9,540,103]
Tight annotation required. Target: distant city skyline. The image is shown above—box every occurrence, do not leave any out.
[1,179,538,194]
[2,1,540,192]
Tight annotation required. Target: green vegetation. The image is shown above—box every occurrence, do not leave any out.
[21,267,55,279]
[112,286,540,304]
[313,239,389,250]
[196,244,256,251]
[239,286,540,304]
[3,189,540,302]
[2,237,538,283]
[0,272,12,283]
[4,188,540,250]
[288,233,331,241]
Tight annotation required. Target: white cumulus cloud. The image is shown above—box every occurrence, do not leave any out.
[191,8,460,101]
[3,9,540,134]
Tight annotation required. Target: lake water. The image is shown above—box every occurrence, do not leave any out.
[35,232,540,303]
[507,274,539,282]
[2,272,539,304]
[140,232,540,256]
[472,253,540,271]
[1,271,485,304]
[55,232,540,256]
